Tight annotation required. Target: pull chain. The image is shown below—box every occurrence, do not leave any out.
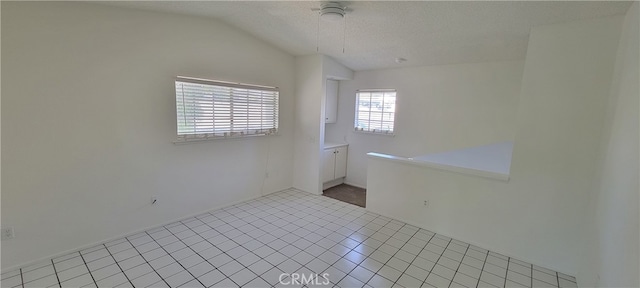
[316,11,321,52]
[343,13,347,53]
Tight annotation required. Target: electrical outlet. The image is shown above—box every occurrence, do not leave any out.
[151,196,158,205]
[423,200,429,207]
[2,227,15,240]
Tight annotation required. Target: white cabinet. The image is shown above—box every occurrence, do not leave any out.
[323,145,348,183]
[322,149,337,183]
[325,79,338,124]
[334,146,347,179]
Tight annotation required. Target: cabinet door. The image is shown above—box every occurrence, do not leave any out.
[322,149,336,183]
[334,146,348,179]
[325,79,338,124]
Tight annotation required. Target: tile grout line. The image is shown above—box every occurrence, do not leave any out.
[195,209,311,286]
[465,246,485,288]
[448,244,487,281]
[385,224,423,288]
[77,251,98,288]
[186,199,324,284]
[506,260,538,285]
[258,199,388,286]
[142,230,207,287]
[50,259,62,288]
[324,205,445,287]
[475,247,490,288]
[426,238,453,286]
[327,218,407,286]
[273,200,382,286]
[529,264,533,287]
[476,252,517,288]
[101,243,135,287]
[504,257,510,288]
[19,268,24,288]
[404,232,440,285]
[176,217,264,287]
[330,216,408,286]
[232,192,377,286]
[305,210,385,285]
[201,195,324,285]
[264,192,361,275]
[326,227,376,285]
[412,232,437,287]
[509,258,532,287]
[256,197,346,285]
[122,236,171,287]
[448,243,471,288]
[356,216,435,284]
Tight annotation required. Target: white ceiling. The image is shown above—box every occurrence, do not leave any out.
[103,1,632,71]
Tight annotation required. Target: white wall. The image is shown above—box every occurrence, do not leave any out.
[1,2,295,269]
[367,15,623,275]
[579,3,639,287]
[509,14,621,275]
[322,56,354,81]
[293,55,352,195]
[325,61,523,188]
[293,55,324,195]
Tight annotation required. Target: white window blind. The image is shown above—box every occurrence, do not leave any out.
[175,77,279,141]
[355,89,396,134]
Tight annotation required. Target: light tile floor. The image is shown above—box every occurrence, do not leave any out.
[1,189,578,288]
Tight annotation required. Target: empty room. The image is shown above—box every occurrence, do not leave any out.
[1,1,638,288]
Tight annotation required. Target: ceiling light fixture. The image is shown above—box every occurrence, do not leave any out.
[320,2,346,21]
[313,2,350,53]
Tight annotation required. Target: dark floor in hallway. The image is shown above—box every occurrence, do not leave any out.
[323,184,366,208]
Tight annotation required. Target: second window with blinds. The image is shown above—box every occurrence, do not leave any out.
[354,89,397,135]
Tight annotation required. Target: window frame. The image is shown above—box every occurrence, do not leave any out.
[174,76,279,143]
[354,89,397,136]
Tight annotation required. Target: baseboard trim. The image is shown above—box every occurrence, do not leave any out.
[322,178,345,190]
[1,187,291,273]
[343,181,366,190]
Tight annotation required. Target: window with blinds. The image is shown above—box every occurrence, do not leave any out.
[354,89,396,134]
[175,77,279,141]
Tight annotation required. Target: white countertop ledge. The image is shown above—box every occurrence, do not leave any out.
[324,142,349,149]
[367,142,513,182]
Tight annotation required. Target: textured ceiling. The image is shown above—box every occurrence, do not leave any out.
[102,1,632,71]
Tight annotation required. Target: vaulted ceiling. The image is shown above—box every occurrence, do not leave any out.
[104,1,632,71]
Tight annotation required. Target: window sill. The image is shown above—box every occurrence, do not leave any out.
[353,130,395,137]
[173,133,279,144]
